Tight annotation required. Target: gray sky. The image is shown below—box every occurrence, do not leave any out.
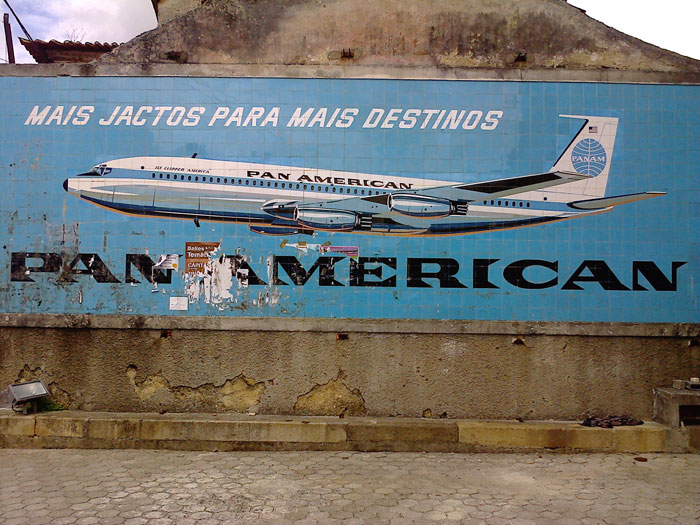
[1,0,699,63]
[2,0,157,63]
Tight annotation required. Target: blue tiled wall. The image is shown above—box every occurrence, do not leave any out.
[0,77,697,322]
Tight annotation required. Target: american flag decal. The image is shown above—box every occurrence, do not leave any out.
[589,125,598,133]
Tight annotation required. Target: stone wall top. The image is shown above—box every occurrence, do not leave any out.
[1,63,699,84]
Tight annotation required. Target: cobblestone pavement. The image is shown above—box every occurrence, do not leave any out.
[0,450,699,524]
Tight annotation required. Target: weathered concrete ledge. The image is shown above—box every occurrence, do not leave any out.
[1,313,698,337]
[1,411,697,453]
[1,63,699,84]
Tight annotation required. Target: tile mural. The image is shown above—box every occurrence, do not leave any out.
[0,77,697,322]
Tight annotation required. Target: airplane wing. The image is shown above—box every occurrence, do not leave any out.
[405,170,590,203]
[284,170,591,216]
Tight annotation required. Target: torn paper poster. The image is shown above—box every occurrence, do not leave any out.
[320,245,360,258]
[210,254,234,302]
[280,240,323,253]
[185,241,220,274]
[169,296,188,311]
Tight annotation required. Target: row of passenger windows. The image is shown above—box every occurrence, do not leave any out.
[489,199,531,208]
[150,172,389,196]
[147,172,540,204]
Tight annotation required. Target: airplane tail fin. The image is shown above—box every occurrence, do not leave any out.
[537,115,619,202]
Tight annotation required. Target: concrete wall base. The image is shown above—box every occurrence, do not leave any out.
[2,321,699,420]
[0,411,697,453]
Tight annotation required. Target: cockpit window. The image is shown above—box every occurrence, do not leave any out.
[88,164,112,176]
[78,164,111,177]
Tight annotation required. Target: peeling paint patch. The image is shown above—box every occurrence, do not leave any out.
[294,371,367,416]
[125,366,170,399]
[126,365,265,411]
[47,382,73,408]
[14,364,43,384]
[11,365,79,409]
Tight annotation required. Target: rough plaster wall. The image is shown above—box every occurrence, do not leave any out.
[99,0,700,72]
[2,327,698,420]
[157,0,203,24]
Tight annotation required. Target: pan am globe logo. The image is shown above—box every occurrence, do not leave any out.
[571,138,607,176]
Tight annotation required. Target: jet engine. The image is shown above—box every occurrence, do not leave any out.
[294,208,359,231]
[262,200,297,219]
[388,194,463,218]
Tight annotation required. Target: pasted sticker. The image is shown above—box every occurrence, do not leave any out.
[169,296,188,311]
[154,254,180,270]
[280,240,322,253]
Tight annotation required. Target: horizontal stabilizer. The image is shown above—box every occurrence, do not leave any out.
[568,191,666,210]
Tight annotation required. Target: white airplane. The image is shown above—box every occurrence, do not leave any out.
[63,115,664,236]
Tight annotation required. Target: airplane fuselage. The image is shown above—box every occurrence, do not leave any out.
[63,156,600,236]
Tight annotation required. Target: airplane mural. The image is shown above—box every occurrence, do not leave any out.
[63,115,664,236]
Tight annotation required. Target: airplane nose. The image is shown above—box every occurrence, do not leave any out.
[63,179,69,192]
